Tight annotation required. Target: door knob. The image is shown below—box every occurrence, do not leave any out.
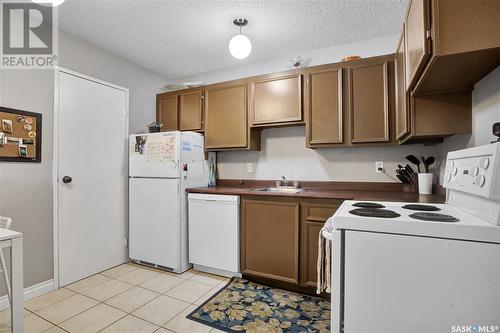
[62,176,72,184]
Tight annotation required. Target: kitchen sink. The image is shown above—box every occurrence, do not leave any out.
[253,187,304,194]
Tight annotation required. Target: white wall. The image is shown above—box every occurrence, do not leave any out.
[437,65,500,182]
[59,31,167,133]
[0,30,168,289]
[174,35,399,84]
[0,70,55,288]
[218,126,440,182]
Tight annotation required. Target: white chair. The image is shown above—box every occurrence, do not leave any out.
[0,217,12,306]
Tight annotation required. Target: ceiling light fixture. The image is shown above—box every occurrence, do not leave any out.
[31,0,66,7]
[229,18,252,60]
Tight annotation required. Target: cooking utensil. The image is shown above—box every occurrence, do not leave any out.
[493,122,500,142]
[421,156,435,173]
[406,155,421,173]
[396,174,409,184]
[404,163,415,176]
[426,156,435,171]
[397,164,413,179]
[396,169,412,184]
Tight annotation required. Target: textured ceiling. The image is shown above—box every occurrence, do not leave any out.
[58,0,408,79]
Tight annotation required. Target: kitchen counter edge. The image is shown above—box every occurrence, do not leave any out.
[185,186,446,203]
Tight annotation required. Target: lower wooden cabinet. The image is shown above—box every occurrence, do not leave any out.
[241,196,340,293]
[299,202,341,288]
[241,199,300,284]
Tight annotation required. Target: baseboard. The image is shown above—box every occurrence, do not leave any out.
[193,264,241,278]
[0,279,55,311]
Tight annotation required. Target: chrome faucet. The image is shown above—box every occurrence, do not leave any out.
[281,176,288,187]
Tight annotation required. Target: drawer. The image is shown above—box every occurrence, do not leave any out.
[302,202,341,222]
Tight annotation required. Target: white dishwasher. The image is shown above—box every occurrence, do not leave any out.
[188,193,240,277]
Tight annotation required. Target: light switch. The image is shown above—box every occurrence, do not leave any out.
[247,163,253,173]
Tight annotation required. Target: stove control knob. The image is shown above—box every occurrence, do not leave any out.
[479,175,486,187]
[447,173,452,182]
[474,175,486,187]
[452,167,458,176]
[479,158,490,170]
[473,167,479,177]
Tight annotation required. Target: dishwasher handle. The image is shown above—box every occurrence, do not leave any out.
[188,193,240,203]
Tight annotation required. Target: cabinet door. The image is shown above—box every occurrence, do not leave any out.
[404,0,431,90]
[204,84,248,149]
[301,222,323,288]
[306,68,343,146]
[157,94,178,131]
[395,30,410,140]
[179,90,203,131]
[250,74,302,126]
[349,62,390,143]
[241,199,299,284]
[300,202,340,288]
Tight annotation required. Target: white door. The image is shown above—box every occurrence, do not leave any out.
[57,70,128,286]
[129,178,180,270]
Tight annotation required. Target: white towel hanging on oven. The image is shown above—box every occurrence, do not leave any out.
[317,216,334,294]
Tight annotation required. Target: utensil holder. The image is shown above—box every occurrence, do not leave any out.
[418,173,433,195]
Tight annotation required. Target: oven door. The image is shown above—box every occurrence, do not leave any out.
[342,231,500,333]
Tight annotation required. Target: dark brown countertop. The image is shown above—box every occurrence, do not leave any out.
[186,182,446,204]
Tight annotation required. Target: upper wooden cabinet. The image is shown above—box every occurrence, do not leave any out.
[250,74,303,126]
[395,30,410,141]
[241,198,300,284]
[204,82,260,151]
[179,90,203,131]
[408,0,500,95]
[305,65,343,147]
[348,60,390,144]
[156,94,178,131]
[404,0,431,91]
[396,29,472,144]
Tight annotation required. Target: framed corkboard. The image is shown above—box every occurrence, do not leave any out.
[0,106,42,162]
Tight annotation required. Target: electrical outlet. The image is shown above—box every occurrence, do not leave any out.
[247,163,253,173]
[376,161,384,173]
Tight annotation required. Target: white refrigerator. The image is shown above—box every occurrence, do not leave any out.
[129,131,208,273]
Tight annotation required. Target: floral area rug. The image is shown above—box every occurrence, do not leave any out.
[187,278,331,333]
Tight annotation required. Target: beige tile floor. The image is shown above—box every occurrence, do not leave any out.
[0,263,230,333]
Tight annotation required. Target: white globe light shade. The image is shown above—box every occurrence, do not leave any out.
[32,0,66,7]
[229,34,252,59]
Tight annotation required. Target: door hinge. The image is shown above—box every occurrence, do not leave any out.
[124,238,128,247]
[425,29,432,40]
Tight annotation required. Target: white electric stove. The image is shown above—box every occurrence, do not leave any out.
[328,143,500,333]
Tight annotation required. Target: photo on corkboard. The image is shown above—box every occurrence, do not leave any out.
[0,106,42,162]
[2,119,13,132]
